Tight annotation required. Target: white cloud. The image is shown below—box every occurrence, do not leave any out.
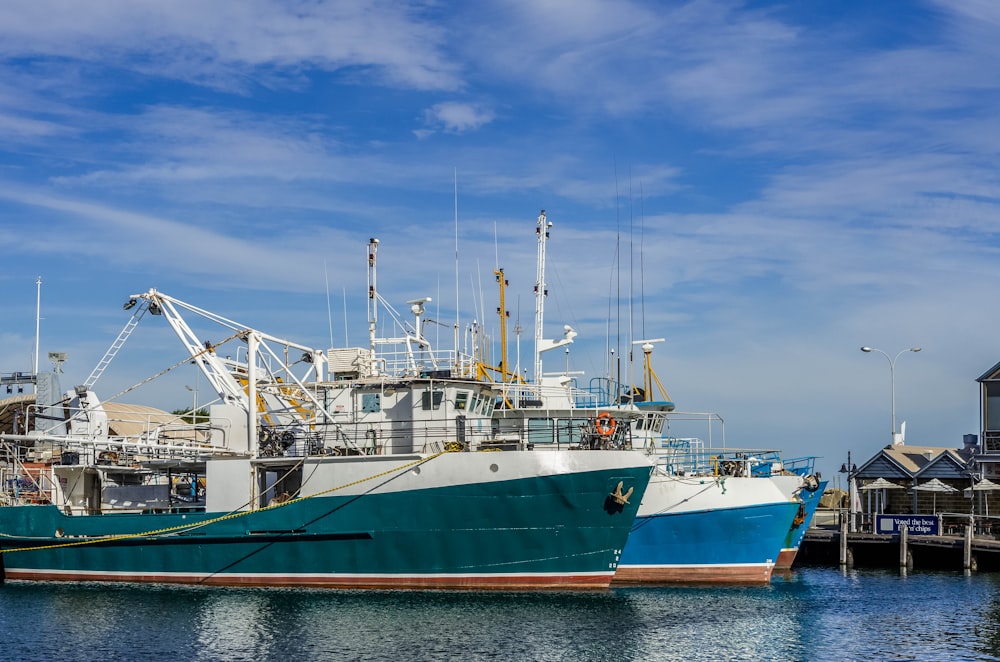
[0,0,461,92]
[423,101,496,133]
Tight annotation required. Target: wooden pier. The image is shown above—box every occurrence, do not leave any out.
[800,522,1000,571]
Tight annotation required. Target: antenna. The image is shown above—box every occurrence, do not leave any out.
[34,276,41,392]
[324,261,334,348]
[454,169,460,361]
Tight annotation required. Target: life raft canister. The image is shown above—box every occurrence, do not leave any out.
[793,504,806,526]
[595,412,617,437]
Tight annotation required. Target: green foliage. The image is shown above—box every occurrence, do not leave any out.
[170,407,210,424]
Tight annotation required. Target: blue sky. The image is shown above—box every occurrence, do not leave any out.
[1,0,997,480]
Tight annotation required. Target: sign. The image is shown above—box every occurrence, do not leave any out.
[875,514,939,536]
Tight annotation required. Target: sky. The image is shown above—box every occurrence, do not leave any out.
[1,0,998,481]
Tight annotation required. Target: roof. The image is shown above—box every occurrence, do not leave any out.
[978,360,1000,382]
[102,402,181,437]
[855,444,974,480]
[0,394,177,437]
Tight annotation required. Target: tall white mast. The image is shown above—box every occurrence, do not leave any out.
[533,210,550,383]
[367,237,379,356]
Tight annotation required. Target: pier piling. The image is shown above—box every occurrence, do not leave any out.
[900,525,911,570]
[965,524,976,571]
[839,519,849,567]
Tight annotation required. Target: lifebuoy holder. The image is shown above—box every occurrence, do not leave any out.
[595,412,617,437]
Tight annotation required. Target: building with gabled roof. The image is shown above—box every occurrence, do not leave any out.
[853,443,978,515]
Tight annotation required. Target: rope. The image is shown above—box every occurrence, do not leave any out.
[0,449,452,555]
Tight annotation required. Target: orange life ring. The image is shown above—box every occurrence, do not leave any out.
[595,413,617,437]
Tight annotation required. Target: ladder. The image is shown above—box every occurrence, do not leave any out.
[83,303,147,388]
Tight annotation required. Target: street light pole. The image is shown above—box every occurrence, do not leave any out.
[861,346,921,445]
[185,384,198,423]
[840,452,859,532]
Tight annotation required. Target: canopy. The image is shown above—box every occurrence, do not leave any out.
[964,478,1000,517]
[963,478,1000,495]
[860,477,905,490]
[912,478,959,514]
[913,478,959,493]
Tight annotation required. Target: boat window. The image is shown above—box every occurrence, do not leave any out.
[455,391,469,410]
[361,392,381,413]
[421,390,444,410]
[527,417,553,444]
[523,418,582,445]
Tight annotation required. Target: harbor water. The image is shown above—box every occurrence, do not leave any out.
[2,567,999,661]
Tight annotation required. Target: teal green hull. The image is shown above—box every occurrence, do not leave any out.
[0,466,649,589]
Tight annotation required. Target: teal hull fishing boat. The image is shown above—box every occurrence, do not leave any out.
[0,451,649,588]
[0,284,651,589]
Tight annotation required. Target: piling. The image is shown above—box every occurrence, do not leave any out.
[900,525,909,570]
[965,524,977,571]
[839,519,848,567]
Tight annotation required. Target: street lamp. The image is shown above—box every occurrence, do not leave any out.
[185,384,198,423]
[860,346,921,445]
[840,451,859,532]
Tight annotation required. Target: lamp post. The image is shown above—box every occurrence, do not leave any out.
[185,384,198,423]
[840,451,859,532]
[860,346,921,445]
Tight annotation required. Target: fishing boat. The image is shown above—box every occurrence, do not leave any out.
[0,282,653,589]
[611,442,803,584]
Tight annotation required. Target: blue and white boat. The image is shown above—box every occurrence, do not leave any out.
[614,443,803,584]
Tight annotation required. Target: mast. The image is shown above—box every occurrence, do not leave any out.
[495,268,510,380]
[454,170,460,372]
[532,210,550,383]
[367,237,379,358]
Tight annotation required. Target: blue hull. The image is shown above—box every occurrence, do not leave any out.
[614,499,801,584]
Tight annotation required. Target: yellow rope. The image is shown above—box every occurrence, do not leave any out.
[0,449,451,555]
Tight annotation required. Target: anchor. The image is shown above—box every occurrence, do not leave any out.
[609,481,634,506]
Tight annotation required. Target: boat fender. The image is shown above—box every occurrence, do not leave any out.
[595,413,616,437]
[803,475,820,492]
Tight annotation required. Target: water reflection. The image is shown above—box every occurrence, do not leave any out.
[4,570,1000,661]
[196,590,281,660]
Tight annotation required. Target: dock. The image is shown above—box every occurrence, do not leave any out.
[800,515,1000,571]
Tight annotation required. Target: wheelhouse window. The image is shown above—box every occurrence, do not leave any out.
[421,390,444,410]
[361,392,381,413]
[455,391,469,411]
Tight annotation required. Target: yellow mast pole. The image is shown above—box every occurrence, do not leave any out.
[495,268,510,381]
